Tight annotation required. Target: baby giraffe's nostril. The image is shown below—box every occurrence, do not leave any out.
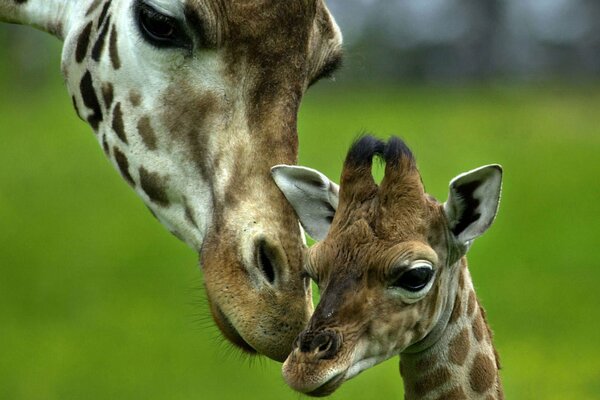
[298,330,341,360]
[316,339,332,353]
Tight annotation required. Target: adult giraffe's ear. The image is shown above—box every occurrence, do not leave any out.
[271,165,339,241]
[443,165,503,246]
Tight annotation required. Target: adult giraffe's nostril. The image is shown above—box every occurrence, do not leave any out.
[298,330,341,360]
[255,239,280,285]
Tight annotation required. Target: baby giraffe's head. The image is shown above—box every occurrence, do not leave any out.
[272,136,502,396]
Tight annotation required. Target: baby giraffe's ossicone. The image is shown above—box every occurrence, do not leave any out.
[272,136,504,399]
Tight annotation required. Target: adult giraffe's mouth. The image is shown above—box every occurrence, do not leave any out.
[210,303,257,356]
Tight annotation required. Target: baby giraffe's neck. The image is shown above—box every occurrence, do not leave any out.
[400,263,503,400]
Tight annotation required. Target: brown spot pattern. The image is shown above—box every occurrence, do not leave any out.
[434,386,467,400]
[467,291,476,316]
[102,135,110,155]
[129,90,141,107]
[102,83,114,109]
[139,167,170,207]
[113,147,134,185]
[448,327,470,366]
[410,367,451,398]
[97,1,111,28]
[91,15,111,61]
[449,293,462,325]
[472,313,486,342]
[75,21,93,63]
[111,103,127,144]
[109,25,121,69]
[469,353,496,394]
[80,71,103,130]
[137,116,157,150]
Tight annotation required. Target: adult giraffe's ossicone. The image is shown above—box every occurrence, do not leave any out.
[0,0,343,362]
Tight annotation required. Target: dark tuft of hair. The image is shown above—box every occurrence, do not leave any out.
[384,136,416,169]
[345,135,386,166]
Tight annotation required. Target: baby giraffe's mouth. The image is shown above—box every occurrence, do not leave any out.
[306,372,346,397]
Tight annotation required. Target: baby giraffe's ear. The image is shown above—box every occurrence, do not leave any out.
[443,165,503,246]
[271,165,339,241]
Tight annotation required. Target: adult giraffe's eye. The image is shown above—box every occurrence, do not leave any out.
[389,261,435,297]
[136,2,190,49]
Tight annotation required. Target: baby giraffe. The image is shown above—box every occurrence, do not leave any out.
[271,136,503,399]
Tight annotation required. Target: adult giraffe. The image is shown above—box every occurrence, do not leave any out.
[0,0,343,362]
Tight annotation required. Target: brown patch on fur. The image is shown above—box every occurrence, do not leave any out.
[97,1,111,28]
[449,292,462,325]
[137,116,158,150]
[80,71,103,130]
[75,21,93,63]
[102,83,114,109]
[129,90,141,107]
[113,147,134,186]
[102,135,110,156]
[139,167,170,207]
[410,367,452,398]
[472,312,486,342]
[467,291,476,317]
[111,102,127,144]
[469,353,496,394]
[160,87,217,179]
[433,386,467,400]
[458,269,465,291]
[448,327,470,366]
[91,15,111,61]
[109,25,121,69]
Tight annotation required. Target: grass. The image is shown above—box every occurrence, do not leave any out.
[1,50,599,398]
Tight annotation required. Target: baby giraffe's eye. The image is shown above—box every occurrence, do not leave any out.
[393,266,433,291]
[389,261,435,300]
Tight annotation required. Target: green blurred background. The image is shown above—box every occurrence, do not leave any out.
[1,5,600,399]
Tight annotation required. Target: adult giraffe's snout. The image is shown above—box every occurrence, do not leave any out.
[200,165,316,361]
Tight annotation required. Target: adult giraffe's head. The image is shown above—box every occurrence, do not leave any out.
[1,0,343,361]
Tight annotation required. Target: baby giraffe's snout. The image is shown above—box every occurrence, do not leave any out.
[296,329,342,361]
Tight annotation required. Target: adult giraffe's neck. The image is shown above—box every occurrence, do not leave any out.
[0,0,80,39]
[400,263,504,400]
